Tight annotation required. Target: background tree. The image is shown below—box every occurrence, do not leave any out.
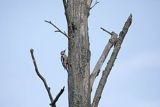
[30,0,132,107]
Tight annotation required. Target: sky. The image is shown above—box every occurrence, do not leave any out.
[0,0,160,107]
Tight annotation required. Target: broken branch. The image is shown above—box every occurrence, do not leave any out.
[30,48,54,106]
[44,20,69,38]
[92,14,132,107]
[100,27,112,35]
[90,33,113,90]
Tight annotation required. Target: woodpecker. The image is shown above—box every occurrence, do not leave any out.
[60,50,68,71]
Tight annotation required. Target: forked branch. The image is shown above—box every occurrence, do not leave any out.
[44,20,69,38]
[92,14,132,107]
[90,0,99,9]
[30,49,65,107]
[50,87,65,107]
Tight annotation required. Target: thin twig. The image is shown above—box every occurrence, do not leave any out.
[30,49,54,106]
[92,14,132,107]
[100,27,112,35]
[44,20,69,38]
[90,0,99,9]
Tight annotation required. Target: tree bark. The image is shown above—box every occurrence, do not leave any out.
[64,0,92,107]
[92,14,132,107]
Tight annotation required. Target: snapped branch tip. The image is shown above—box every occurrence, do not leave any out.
[128,13,132,19]
[62,86,65,90]
[100,27,112,35]
[30,48,34,52]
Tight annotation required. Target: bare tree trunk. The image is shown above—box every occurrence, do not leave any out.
[30,1,132,107]
[64,0,92,107]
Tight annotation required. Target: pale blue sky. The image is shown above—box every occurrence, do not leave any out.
[0,0,160,107]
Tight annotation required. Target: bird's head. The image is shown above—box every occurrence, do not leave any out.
[60,49,66,55]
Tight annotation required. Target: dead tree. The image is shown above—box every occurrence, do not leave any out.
[30,0,132,107]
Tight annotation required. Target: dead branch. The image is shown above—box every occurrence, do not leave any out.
[44,20,69,38]
[30,49,65,107]
[90,28,114,90]
[90,0,99,9]
[100,27,112,35]
[30,49,54,106]
[92,14,132,107]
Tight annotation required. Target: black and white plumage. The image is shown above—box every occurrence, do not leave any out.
[60,50,68,70]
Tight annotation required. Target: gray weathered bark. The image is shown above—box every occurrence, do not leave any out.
[92,14,132,107]
[63,0,92,107]
[90,37,113,90]
[63,0,132,107]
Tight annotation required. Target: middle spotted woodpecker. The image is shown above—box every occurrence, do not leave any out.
[60,50,68,71]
